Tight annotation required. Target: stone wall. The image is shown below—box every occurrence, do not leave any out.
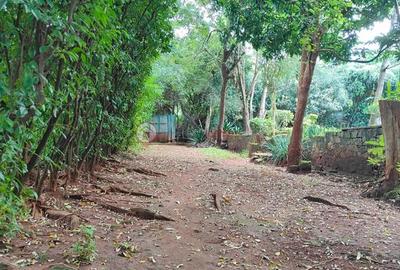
[311,126,382,175]
[227,134,264,153]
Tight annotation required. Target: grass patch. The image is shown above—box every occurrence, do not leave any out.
[199,147,244,160]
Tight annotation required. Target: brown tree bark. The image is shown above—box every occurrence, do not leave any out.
[216,44,243,145]
[287,40,320,167]
[369,100,400,196]
[235,58,252,134]
[217,47,233,145]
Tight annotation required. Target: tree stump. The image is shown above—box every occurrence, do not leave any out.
[370,100,400,196]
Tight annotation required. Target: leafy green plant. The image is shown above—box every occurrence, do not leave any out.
[265,136,289,165]
[274,110,294,128]
[250,117,273,137]
[0,0,177,237]
[366,135,385,166]
[224,121,242,134]
[70,225,97,265]
[303,114,338,139]
[189,128,206,144]
[386,81,400,100]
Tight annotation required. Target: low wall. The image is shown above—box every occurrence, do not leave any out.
[311,126,383,175]
[227,134,263,152]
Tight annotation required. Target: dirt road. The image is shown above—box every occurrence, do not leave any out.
[3,144,400,269]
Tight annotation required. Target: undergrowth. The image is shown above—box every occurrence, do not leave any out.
[199,147,245,159]
[69,225,97,265]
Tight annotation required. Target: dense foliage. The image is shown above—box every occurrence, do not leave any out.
[0,0,176,236]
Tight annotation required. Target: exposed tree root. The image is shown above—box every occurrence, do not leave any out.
[127,167,166,177]
[98,202,174,221]
[303,196,350,210]
[64,194,89,200]
[362,176,398,198]
[44,209,86,229]
[92,184,157,198]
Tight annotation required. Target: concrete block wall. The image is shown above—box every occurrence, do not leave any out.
[311,126,383,175]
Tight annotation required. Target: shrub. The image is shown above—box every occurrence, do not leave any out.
[303,114,339,140]
[224,121,242,134]
[265,135,290,165]
[250,117,273,137]
[366,135,385,166]
[70,225,97,265]
[189,128,206,144]
[274,110,294,128]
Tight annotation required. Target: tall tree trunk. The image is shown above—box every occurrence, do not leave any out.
[258,67,269,118]
[270,87,277,136]
[242,99,251,134]
[369,59,389,126]
[205,105,213,135]
[217,45,241,145]
[235,58,252,134]
[217,75,228,145]
[249,53,260,120]
[287,45,319,167]
[217,48,231,145]
[368,100,400,196]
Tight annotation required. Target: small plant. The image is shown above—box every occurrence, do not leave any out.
[70,225,97,265]
[265,135,290,165]
[224,121,242,134]
[115,241,137,258]
[366,135,385,166]
[303,114,339,139]
[189,128,206,144]
[250,117,273,137]
[386,80,400,100]
[0,184,36,237]
[274,110,294,128]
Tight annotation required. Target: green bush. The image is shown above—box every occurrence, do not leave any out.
[274,110,294,128]
[303,114,339,140]
[250,117,273,137]
[366,135,385,166]
[224,121,242,134]
[265,135,290,165]
[71,225,97,265]
[189,128,206,144]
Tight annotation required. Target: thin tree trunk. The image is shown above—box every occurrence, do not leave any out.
[235,59,252,134]
[242,100,251,134]
[205,105,213,135]
[258,67,269,118]
[217,49,231,145]
[287,45,320,167]
[369,59,389,126]
[249,53,260,120]
[217,76,228,145]
[271,88,277,136]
